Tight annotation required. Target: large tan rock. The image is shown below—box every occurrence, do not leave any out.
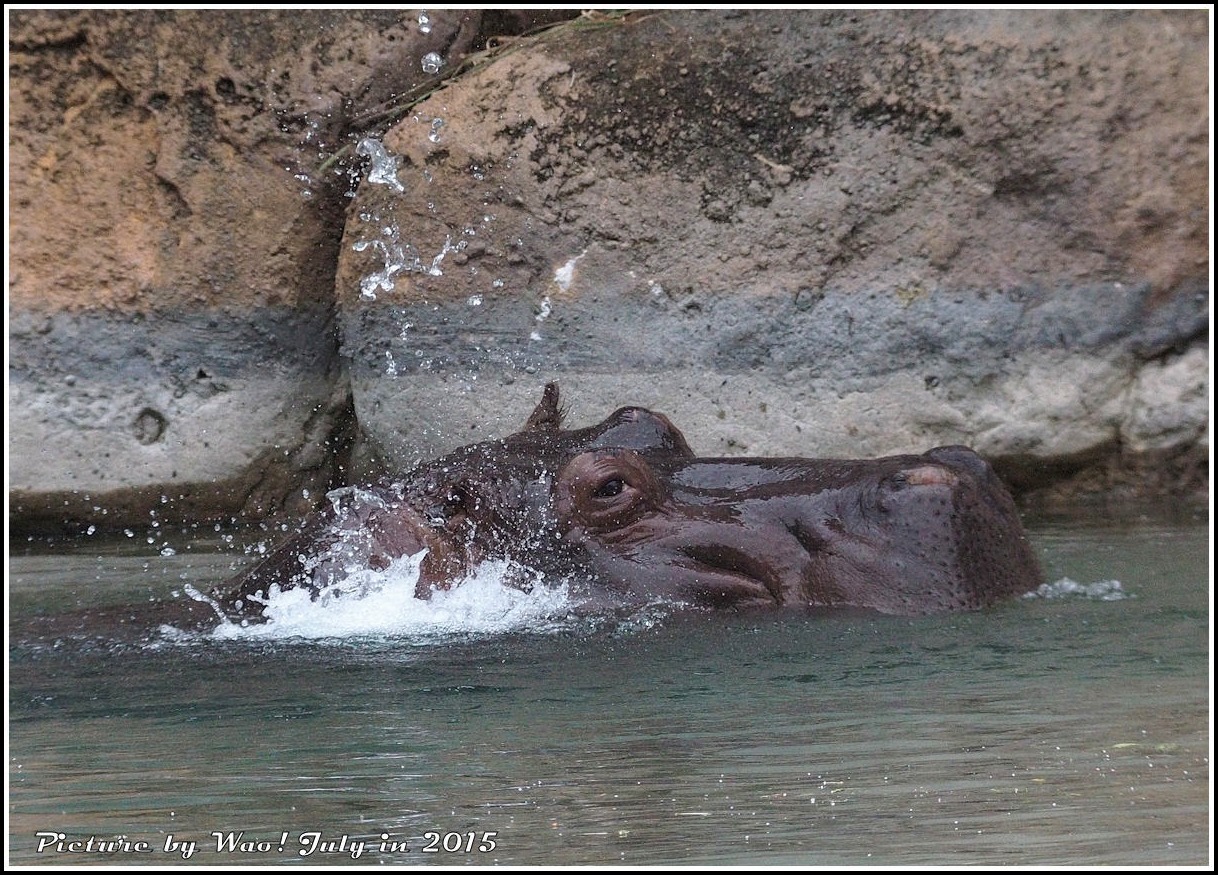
[8,9,492,530]
[335,9,1207,497]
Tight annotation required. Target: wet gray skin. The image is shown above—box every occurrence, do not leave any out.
[220,383,1042,621]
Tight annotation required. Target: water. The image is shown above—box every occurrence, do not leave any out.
[420,52,444,75]
[354,138,405,194]
[8,506,1210,865]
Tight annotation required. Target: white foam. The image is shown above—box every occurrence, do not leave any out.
[209,551,578,642]
[1023,577,1131,601]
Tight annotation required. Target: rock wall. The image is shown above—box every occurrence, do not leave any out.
[337,9,1209,497]
[8,9,559,531]
[8,9,1209,533]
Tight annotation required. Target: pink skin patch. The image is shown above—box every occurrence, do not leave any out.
[900,465,958,487]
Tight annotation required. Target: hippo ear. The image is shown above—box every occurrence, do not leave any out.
[523,381,565,431]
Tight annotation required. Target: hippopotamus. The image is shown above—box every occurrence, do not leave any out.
[218,383,1042,620]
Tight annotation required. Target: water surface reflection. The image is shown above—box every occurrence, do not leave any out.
[8,507,1209,865]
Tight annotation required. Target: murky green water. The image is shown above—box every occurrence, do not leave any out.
[8,505,1210,866]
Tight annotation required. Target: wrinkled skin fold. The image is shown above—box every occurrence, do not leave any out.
[221,383,1042,620]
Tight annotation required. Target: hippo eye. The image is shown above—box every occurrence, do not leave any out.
[594,477,625,499]
[557,449,660,532]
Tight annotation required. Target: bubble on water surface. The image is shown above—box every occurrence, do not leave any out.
[1023,578,1131,601]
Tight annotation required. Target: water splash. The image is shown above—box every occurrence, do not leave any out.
[210,553,578,642]
[355,138,405,193]
[553,249,588,292]
[426,234,459,277]
[529,294,553,341]
[1023,578,1132,601]
[351,228,465,297]
[351,236,420,299]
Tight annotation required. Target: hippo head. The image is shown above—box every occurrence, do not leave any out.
[553,445,1040,613]
[220,384,1041,618]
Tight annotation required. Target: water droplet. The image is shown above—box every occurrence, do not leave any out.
[356,138,405,193]
[467,295,483,307]
[418,11,432,34]
[553,250,587,291]
[492,278,505,289]
[421,52,444,75]
[355,237,425,298]
[428,117,444,143]
[426,235,456,276]
[535,296,552,324]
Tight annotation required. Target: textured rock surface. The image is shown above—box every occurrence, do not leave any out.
[8,9,1209,533]
[336,9,1208,498]
[7,9,540,530]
